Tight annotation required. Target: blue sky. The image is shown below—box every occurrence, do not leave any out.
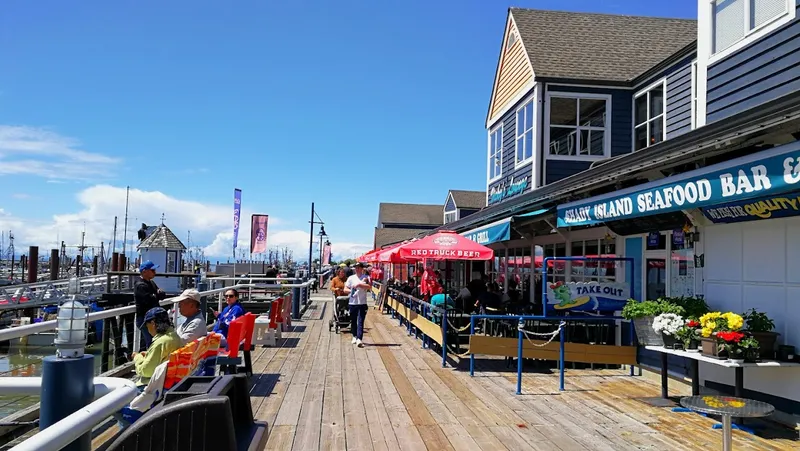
[0,0,696,260]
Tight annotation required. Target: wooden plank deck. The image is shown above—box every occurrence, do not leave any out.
[249,293,799,450]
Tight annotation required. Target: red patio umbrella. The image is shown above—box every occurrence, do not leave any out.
[376,240,416,263]
[397,230,493,261]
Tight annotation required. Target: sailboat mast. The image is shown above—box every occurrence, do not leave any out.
[122,186,130,260]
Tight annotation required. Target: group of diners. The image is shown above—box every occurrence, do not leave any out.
[385,264,545,316]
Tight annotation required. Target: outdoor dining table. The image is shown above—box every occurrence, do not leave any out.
[680,395,774,451]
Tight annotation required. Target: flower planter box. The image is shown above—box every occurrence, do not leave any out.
[700,337,726,359]
[632,317,663,346]
[662,332,681,349]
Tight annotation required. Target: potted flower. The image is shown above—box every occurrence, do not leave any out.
[652,313,684,349]
[716,331,746,363]
[699,312,744,358]
[742,309,779,359]
[740,336,761,363]
[675,319,701,352]
[622,299,685,346]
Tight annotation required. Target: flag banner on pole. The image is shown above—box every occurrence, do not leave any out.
[322,243,331,265]
[233,189,242,253]
[250,214,269,254]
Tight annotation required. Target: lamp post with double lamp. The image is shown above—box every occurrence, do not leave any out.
[40,299,94,451]
[307,203,325,276]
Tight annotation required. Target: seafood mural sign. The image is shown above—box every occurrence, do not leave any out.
[546,281,630,313]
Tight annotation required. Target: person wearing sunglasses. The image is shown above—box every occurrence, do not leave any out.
[212,288,245,345]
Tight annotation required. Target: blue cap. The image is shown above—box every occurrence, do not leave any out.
[139,260,159,272]
[140,307,168,329]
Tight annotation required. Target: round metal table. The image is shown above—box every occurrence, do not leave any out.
[680,396,774,451]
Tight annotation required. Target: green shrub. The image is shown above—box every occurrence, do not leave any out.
[664,296,710,319]
[622,298,685,320]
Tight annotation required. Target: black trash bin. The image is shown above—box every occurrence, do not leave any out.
[107,375,268,451]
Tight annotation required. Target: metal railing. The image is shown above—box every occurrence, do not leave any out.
[0,276,314,450]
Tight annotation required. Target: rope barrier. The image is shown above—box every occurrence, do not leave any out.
[445,317,471,332]
[517,321,566,347]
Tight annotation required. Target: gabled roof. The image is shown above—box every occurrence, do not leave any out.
[378,203,443,227]
[449,190,486,210]
[374,228,425,249]
[137,224,187,250]
[510,8,696,83]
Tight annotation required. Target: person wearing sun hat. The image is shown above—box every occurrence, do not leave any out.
[175,289,207,344]
[134,260,167,350]
[132,307,181,387]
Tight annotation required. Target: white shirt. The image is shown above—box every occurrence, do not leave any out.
[346,274,368,305]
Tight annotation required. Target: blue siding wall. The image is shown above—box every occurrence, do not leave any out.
[545,160,591,184]
[706,1,800,123]
[487,92,535,206]
[542,84,632,185]
[444,195,456,212]
[459,208,479,219]
[666,60,693,139]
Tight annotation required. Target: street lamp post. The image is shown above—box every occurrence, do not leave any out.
[308,203,325,276]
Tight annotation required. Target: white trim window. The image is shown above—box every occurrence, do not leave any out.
[634,79,667,151]
[515,99,534,164]
[546,92,611,160]
[488,126,503,181]
[444,211,458,224]
[712,0,795,56]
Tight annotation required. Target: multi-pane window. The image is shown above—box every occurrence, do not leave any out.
[548,96,608,157]
[444,211,458,224]
[489,127,503,180]
[568,239,617,282]
[634,80,666,151]
[516,100,534,163]
[713,0,791,53]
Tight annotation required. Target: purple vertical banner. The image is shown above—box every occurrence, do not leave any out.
[233,189,242,257]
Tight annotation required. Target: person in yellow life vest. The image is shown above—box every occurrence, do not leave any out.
[133,307,182,387]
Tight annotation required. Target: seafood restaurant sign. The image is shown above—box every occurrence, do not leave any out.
[557,143,800,227]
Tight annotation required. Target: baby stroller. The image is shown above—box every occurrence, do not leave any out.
[329,295,351,333]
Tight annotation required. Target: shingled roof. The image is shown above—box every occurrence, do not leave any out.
[449,190,486,210]
[510,8,696,83]
[377,203,443,227]
[137,224,187,250]
[374,228,424,249]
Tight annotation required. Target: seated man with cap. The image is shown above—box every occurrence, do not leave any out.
[175,289,207,345]
[133,307,182,387]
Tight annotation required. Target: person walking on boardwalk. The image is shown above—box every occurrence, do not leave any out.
[134,260,167,350]
[344,262,371,347]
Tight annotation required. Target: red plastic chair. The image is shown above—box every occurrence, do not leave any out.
[241,313,256,376]
[216,316,245,375]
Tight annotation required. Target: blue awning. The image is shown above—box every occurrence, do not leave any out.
[556,140,800,227]
[461,208,553,245]
[461,217,511,245]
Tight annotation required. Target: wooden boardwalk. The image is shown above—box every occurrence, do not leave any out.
[248,293,799,450]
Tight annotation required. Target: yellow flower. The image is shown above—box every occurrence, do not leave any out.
[701,327,713,338]
[706,321,717,330]
[721,312,744,331]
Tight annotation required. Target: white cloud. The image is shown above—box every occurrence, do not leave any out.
[0,184,370,262]
[0,125,121,180]
[11,193,32,200]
